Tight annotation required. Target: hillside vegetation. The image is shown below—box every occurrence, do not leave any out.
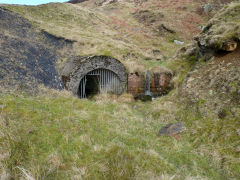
[3,0,212,72]
[0,0,240,180]
[0,89,239,179]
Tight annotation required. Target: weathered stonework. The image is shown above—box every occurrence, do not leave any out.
[61,55,127,96]
[151,72,173,95]
[61,56,173,98]
[127,69,173,97]
[127,72,145,95]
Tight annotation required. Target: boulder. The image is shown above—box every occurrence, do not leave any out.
[158,122,186,139]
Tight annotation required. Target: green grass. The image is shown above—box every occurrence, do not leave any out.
[1,2,240,179]
[0,90,239,179]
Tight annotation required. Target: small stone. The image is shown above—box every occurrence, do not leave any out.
[209,90,213,95]
[174,40,184,45]
[203,3,213,14]
[152,49,161,55]
[158,122,186,137]
[221,41,237,52]
[236,146,240,153]
[218,109,227,119]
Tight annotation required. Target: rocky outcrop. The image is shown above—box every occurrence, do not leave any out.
[181,46,240,105]
[189,3,240,59]
[177,2,240,115]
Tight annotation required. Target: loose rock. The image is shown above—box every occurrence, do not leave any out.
[221,41,237,52]
[174,40,184,45]
[158,122,186,139]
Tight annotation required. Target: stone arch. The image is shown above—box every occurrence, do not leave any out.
[61,55,127,97]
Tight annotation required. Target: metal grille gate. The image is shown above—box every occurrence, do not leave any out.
[78,68,121,98]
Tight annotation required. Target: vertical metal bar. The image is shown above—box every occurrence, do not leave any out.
[114,75,116,94]
[108,70,110,93]
[81,79,83,98]
[101,69,103,92]
[110,71,112,92]
[115,76,118,94]
[106,69,108,93]
[82,78,84,98]
[81,77,83,99]
[110,71,112,93]
[100,69,103,92]
[97,69,100,92]
[85,76,87,98]
[104,69,106,93]
[108,70,110,92]
[80,79,83,98]
[80,80,81,98]
[111,71,114,93]
[83,77,85,98]
[83,76,85,98]
[115,75,117,94]
[117,77,119,94]
[112,71,113,93]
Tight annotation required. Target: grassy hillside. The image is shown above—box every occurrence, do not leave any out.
[3,0,210,72]
[0,89,239,179]
[0,1,240,179]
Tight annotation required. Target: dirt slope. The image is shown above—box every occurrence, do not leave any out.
[0,7,74,91]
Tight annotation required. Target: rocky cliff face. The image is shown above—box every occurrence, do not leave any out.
[0,8,73,92]
[178,2,240,115]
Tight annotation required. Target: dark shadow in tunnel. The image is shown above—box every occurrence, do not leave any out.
[85,75,100,98]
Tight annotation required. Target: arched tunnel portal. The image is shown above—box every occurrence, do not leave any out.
[61,56,128,98]
[78,68,122,98]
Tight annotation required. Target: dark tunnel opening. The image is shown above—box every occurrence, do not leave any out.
[78,68,122,99]
[85,75,100,98]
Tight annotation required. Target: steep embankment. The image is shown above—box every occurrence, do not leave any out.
[0,7,74,91]
[178,2,240,111]
[3,0,220,72]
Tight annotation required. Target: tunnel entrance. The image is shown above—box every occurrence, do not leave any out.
[85,75,100,98]
[78,68,121,98]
